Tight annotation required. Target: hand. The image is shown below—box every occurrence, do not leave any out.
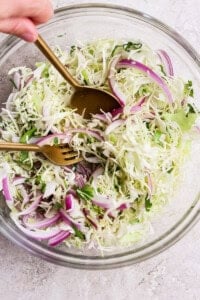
[0,0,53,42]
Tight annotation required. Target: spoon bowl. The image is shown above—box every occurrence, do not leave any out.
[70,86,119,117]
[35,35,120,117]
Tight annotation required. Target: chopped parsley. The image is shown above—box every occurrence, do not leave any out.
[76,185,94,201]
[145,196,152,212]
[111,41,142,56]
[184,80,194,97]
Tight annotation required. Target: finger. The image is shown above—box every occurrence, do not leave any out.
[0,0,53,24]
[0,17,38,42]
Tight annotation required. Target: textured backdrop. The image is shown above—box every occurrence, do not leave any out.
[0,0,200,299]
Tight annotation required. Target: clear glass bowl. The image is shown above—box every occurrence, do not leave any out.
[0,4,200,269]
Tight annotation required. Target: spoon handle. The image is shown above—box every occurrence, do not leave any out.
[35,34,80,88]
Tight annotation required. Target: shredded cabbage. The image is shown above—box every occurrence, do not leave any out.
[0,39,198,250]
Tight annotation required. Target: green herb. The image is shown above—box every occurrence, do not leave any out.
[81,69,89,85]
[184,80,194,97]
[145,195,152,212]
[53,202,63,210]
[145,122,150,130]
[109,133,117,144]
[130,207,136,213]
[123,42,142,52]
[139,85,151,96]
[91,204,104,215]
[35,175,46,193]
[73,226,85,240]
[41,182,46,193]
[17,151,32,170]
[154,130,162,144]
[111,41,142,56]
[35,175,42,185]
[70,45,76,55]
[19,151,29,162]
[76,184,94,201]
[89,48,94,55]
[187,103,195,114]
[53,137,59,145]
[167,167,174,174]
[158,64,166,76]
[20,127,37,143]
[42,67,49,78]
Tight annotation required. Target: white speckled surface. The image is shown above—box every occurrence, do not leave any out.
[0,0,200,299]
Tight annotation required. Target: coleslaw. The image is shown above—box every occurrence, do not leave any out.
[0,39,198,250]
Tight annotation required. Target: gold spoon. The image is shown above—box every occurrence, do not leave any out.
[35,35,120,118]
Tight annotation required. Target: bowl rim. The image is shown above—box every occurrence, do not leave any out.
[0,2,200,269]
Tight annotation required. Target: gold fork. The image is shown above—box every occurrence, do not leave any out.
[0,142,83,166]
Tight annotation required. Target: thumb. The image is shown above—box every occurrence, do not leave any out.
[0,17,38,42]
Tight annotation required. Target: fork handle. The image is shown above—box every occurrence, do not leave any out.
[0,143,41,152]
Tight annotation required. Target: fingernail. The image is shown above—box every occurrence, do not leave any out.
[20,32,38,42]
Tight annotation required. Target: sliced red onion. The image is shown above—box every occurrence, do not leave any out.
[60,209,82,230]
[48,230,71,247]
[13,176,26,186]
[70,128,104,141]
[83,208,98,229]
[28,137,42,144]
[63,166,73,172]
[195,125,200,133]
[93,112,113,124]
[93,113,110,123]
[130,97,146,113]
[24,213,60,229]
[117,203,130,211]
[108,212,117,219]
[2,177,13,202]
[157,49,174,76]
[117,59,173,103]
[65,194,74,211]
[105,119,124,135]
[142,112,155,120]
[19,186,30,205]
[111,107,123,118]
[17,195,42,216]
[92,195,113,209]
[108,56,126,106]
[36,133,71,146]
[66,189,77,197]
[13,219,61,240]
[24,74,34,87]
[22,214,30,225]
[76,162,93,179]
[75,173,85,188]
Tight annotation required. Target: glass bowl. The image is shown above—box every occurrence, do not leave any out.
[0,3,200,269]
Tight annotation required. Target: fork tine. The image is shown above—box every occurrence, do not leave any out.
[42,144,83,166]
[63,151,79,159]
[58,144,72,152]
[64,157,83,165]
